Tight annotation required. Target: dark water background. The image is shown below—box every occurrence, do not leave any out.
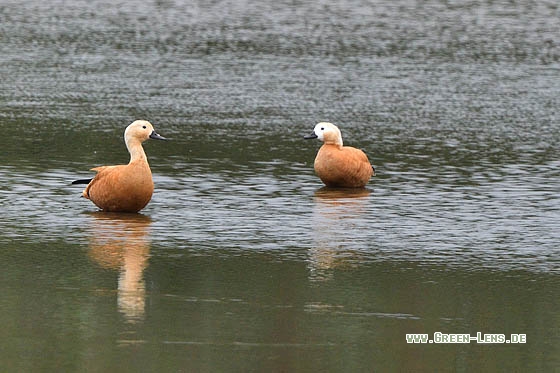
[1,0,559,371]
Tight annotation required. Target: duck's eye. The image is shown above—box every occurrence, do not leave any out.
[320,127,324,131]
[142,125,147,129]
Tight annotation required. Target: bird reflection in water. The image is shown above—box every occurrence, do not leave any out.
[309,187,371,282]
[86,212,152,323]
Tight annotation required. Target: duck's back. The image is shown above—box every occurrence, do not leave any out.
[314,144,373,188]
[85,161,154,212]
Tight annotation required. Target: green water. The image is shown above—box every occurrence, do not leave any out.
[1,0,559,371]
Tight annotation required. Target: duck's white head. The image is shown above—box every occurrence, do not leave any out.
[124,120,167,146]
[304,122,343,146]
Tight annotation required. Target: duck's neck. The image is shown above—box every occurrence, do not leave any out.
[324,139,343,148]
[126,138,148,164]
[323,133,343,147]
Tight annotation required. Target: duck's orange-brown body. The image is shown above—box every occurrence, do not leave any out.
[305,122,374,188]
[75,120,166,213]
[84,161,154,213]
[314,144,373,188]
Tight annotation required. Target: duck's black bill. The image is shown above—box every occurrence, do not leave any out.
[304,133,318,140]
[150,131,168,140]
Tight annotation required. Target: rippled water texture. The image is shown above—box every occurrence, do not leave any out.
[1,0,559,371]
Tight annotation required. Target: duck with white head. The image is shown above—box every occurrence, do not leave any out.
[305,122,374,188]
[72,120,167,213]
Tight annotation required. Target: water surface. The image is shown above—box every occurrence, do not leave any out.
[1,0,559,371]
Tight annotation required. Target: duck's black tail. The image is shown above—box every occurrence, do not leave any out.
[71,178,92,185]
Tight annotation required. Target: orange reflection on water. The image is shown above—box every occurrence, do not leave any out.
[86,212,152,323]
[309,187,372,281]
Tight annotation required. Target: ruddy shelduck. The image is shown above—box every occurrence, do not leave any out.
[72,120,167,213]
[304,122,374,188]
